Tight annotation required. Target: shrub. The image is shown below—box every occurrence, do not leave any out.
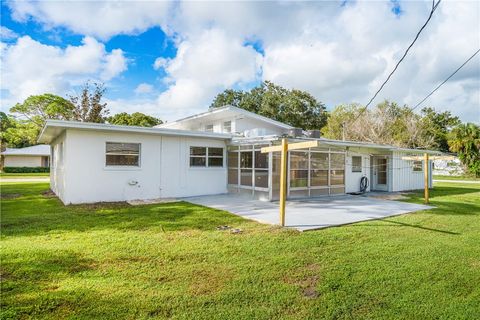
[3,167,50,173]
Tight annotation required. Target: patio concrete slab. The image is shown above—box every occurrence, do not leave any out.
[185,194,434,231]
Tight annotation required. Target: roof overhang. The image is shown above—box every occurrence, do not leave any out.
[159,105,294,130]
[228,136,442,155]
[38,120,233,144]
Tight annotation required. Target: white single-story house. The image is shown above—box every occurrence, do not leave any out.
[38,105,437,205]
[1,144,50,168]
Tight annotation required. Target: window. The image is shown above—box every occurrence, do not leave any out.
[205,124,214,132]
[223,121,232,133]
[208,147,224,167]
[190,147,224,167]
[352,156,362,172]
[190,147,206,166]
[106,142,140,166]
[412,160,423,172]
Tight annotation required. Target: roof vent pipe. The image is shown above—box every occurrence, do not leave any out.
[288,128,303,137]
[306,130,321,139]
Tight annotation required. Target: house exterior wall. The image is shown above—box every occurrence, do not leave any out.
[50,131,67,203]
[57,129,227,204]
[165,116,288,137]
[391,151,432,191]
[159,136,227,198]
[174,117,233,133]
[234,117,287,137]
[4,155,43,167]
[345,151,371,193]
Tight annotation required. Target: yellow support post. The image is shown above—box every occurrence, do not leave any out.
[279,138,288,226]
[424,153,429,204]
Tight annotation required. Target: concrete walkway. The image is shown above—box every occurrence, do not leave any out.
[186,194,433,231]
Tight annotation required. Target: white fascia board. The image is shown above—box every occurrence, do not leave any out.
[231,135,440,154]
[38,120,232,144]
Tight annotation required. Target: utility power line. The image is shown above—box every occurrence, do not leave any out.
[411,48,480,111]
[354,0,441,121]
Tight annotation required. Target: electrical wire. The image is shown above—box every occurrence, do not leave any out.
[411,48,480,111]
[353,0,442,121]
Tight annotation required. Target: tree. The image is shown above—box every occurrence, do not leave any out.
[321,100,434,149]
[448,123,480,177]
[1,111,39,150]
[420,107,460,152]
[69,82,109,123]
[9,94,75,127]
[107,112,162,127]
[210,81,328,130]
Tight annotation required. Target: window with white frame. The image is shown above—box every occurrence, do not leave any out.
[412,160,423,172]
[208,148,224,167]
[205,124,214,132]
[190,147,224,167]
[106,142,140,166]
[352,156,362,172]
[223,121,232,133]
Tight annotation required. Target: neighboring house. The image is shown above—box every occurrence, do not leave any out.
[1,145,50,168]
[433,157,464,176]
[38,105,438,205]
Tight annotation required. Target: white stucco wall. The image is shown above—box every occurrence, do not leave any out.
[4,155,43,167]
[345,152,371,193]
[50,132,66,203]
[57,129,228,204]
[234,117,287,136]
[160,136,227,198]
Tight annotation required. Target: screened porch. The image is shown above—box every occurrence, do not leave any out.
[226,140,347,201]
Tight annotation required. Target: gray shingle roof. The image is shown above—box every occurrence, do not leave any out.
[1,144,50,156]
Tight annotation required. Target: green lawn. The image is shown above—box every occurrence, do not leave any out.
[0,172,50,179]
[1,182,479,319]
[433,174,479,181]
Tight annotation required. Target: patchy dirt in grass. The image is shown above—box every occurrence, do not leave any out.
[41,190,56,198]
[284,263,321,299]
[367,193,411,200]
[74,201,131,211]
[0,193,22,200]
[188,267,233,296]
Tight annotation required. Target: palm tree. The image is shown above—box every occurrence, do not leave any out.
[448,123,480,177]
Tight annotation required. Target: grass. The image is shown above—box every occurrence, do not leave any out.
[0,172,50,179]
[433,174,479,181]
[1,181,479,319]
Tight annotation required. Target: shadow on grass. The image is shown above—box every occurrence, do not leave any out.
[377,219,460,235]
[1,250,97,319]
[1,183,248,238]
[1,251,157,319]
[427,185,480,197]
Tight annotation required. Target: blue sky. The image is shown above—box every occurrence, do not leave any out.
[1,1,478,122]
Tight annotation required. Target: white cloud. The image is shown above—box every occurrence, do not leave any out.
[0,36,128,107]
[101,48,127,80]
[134,83,154,94]
[7,1,171,40]
[155,28,262,119]
[3,0,480,122]
[0,26,18,40]
[153,57,168,71]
